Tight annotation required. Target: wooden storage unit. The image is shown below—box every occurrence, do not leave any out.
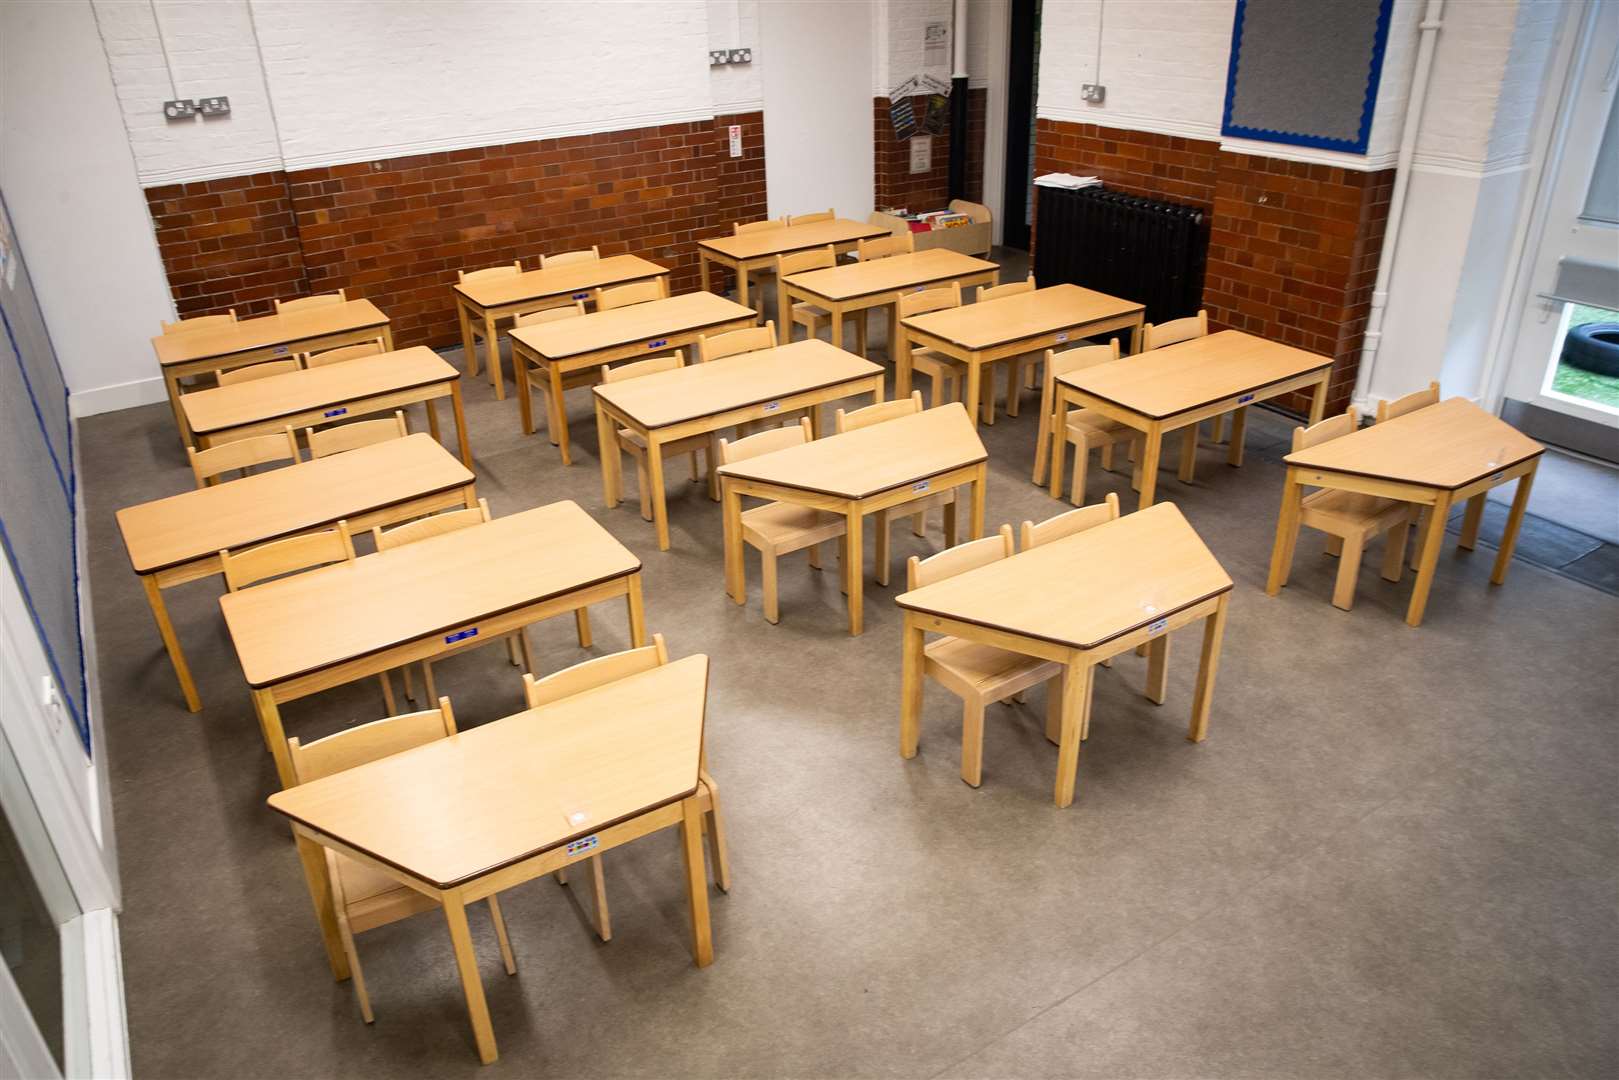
[870,199,992,258]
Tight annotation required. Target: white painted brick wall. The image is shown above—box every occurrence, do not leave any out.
[709,0,762,111]
[1412,0,1522,170]
[1485,0,1563,170]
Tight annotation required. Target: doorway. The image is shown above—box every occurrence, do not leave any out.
[1001,0,1040,251]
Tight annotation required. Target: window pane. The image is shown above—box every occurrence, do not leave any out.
[0,726,67,1072]
[1582,95,1619,224]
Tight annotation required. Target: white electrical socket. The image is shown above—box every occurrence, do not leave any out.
[1081,84,1106,104]
[39,675,62,733]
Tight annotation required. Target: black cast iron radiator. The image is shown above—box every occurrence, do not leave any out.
[1033,185,1209,327]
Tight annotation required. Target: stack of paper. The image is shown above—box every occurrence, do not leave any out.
[1033,173,1101,190]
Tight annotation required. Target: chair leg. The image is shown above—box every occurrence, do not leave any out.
[1331,533,1365,611]
[1033,394,1053,485]
[636,457,652,521]
[587,855,611,942]
[422,661,438,705]
[517,629,535,674]
[402,664,416,703]
[688,449,700,482]
[855,312,868,357]
[339,916,374,1024]
[807,543,822,570]
[707,438,721,501]
[505,636,521,666]
[961,697,987,787]
[1044,677,1062,745]
[762,550,780,624]
[875,510,892,588]
[1325,535,1344,557]
[700,770,732,892]
[486,894,518,974]
[1210,414,1227,443]
[838,536,849,596]
[1069,441,1090,506]
[1381,519,1410,583]
[1006,360,1021,418]
[1100,442,1115,472]
[378,672,396,716]
[943,497,959,547]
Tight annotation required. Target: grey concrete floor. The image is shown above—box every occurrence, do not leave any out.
[82,267,1619,1078]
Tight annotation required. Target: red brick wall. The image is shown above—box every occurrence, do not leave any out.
[874,89,987,213]
[1033,119,1393,414]
[142,112,767,349]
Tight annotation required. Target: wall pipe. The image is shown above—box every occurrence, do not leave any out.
[948,0,970,200]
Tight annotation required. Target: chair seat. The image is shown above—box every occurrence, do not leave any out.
[1063,406,1128,435]
[527,367,600,393]
[924,637,1060,701]
[618,428,710,455]
[329,850,437,933]
[1301,489,1408,535]
[912,348,967,376]
[792,302,829,324]
[741,501,847,550]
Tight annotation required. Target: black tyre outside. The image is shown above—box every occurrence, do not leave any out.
[1561,322,1619,377]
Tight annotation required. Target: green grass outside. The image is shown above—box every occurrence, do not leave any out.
[1551,303,1619,409]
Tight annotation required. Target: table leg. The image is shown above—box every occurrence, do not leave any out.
[970,462,987,539]
[722,480,746,604]
[574,607,593,649]
[548,364,571,464]
[1308,376,1329,425]
[442,891,498,1064]
[1128,313,1145,354]
[424,397,442,442]
[1048,390,1069,499]
[1227,406,1248,467]
[1054,659,1093,809]
[164,368,194,449]
[449,383,473,468]
[647,441,670,549]
[457,300,480,376]
[596,404,622,508]
[141,575,200,713]
[1188,594,1228,741]
[1177,425,1198,484]
[1145,633,1170,705]
[737,260,751,314]
[1458,493,1486,551]
[965,360,983,429]
[1491,465,1536,586]
[483,315,504,400]
[699,253,712,296]
[1406,490,1452,627]
[679,796,715,967]
[830,309,844,354]
[776,279,789,341]
[625,572,647,647]
[293,831,350,980]
[844,505,864,636]
[515,348,536,435]
[1265,468,1305,594]
[253,688,297,790]
[896,333,914,398]
[900,614,925,758]
[1136,427,1163,510]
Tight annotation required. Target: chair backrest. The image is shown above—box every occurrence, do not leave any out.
[907,525,1015,590]
[302,337,386,368]
[522,634,669,709]
[699,322,777,363]
[835,390,923,434]
[857,232,914,261]
[1376,381,1440,422]
[717,416,811,465]
[978,274,1035,303]
[216,358,300,386]
[274,290,347,315]
[789,209,834,225]
[1020,493,1120,549]
[734,217,788,235]
[162,310,236,334]
[595,278,667,310]
[373,498,490,551]
[898,282,962,319]
[541,246,600,268]
[514,300,585,327]
[1042,339,1121,403]
[458,261,522,283]
[187,428,299,488]
[287,698,457,784]
[1292,406,1359,452]
[776,245,836,278]
[1140,309,1208,351]
[602,349,685,383]
[304,411,409,459]
[220,520,355,592]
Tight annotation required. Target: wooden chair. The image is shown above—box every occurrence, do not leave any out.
[1142,309,1221,442]
[219,520,399,717]
[856,232,914,261]
[975,275,1038,421]
[303,410,408,459]
[698,321,777,363]
[907,526,1063,787]
[162,310,236,334]
[215,358,300,386]
[274,289,347,315]
[286,696,517,1024]
[301,337,386,369]
[735,219,788,317]
[716,419,848,624]
[777,246,858,352]
[373,499,536,704]
[458,263,521,367]
[834,392,958,587]
[516,302,597,445]
[601,350,716,511]
[898,284,968,408]
[1019,493,1120,550]
[1376,381,1440,422]
[1038,340,1141,504]
[594,278,667,310]
[521,633,731,939]
[541,246,599,268]
[187,428,298,488]
[789,209,834,225]
[516,301,585,328]
[1285,408,1413,610]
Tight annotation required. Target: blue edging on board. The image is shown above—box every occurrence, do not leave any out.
[1220,0,1396,155]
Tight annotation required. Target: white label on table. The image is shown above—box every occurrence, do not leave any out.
[1147,617,1168,636]
[1237,393,1255,404]
[913,479,930,492]
[323,407,347,418]
[566,835,599,856]
[444,627,478,645]
[764,401,780,412]
[1055,332,1069,344]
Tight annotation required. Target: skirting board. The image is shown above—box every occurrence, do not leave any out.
[69,376,168,418]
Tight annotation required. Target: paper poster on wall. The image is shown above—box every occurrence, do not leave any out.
[924,22,949,66]
[890,96,917,141]
[922,94,950,135]
[910,135,933,175]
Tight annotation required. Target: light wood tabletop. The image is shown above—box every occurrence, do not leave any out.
[898,284,1146,428]
[896,502,1233,807]
[509,292,756,462]
[592,339,885,549]
[778,248,1001,348]
[269,655,716,1064]
[1054,330,1335,509]
[696,217,889,315]
[717,402,989,634]
[222,500,647,788]
[116,434,475,714]
[1268,397,1544,626]
[150,299,393,448]
[179,346,472,465]
[451,255,669,401]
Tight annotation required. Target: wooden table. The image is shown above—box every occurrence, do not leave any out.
[778,248,1000,348]
[510,292,756,463]
[697,217,889,315]
[180,346,472,466]
[717,402,988,636]
[221,501,646,790]
[115,434,476,713]
[899,284,1145,428]
[1267,397,1543,627]
[896,502,1232,807]
[1054,330,1334,510]
[593,338,885,550]
[268,655,715,1065]
[452,255,669,401]
[151,300,393,448]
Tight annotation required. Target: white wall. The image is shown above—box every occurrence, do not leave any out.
[0,0,177,412]
[761,0,875,220]
[877,0,995,94]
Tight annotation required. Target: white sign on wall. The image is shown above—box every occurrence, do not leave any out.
[728,124,742,158]
[910,135,932,174]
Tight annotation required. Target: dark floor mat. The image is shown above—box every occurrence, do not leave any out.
[1447,500,1616,596]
